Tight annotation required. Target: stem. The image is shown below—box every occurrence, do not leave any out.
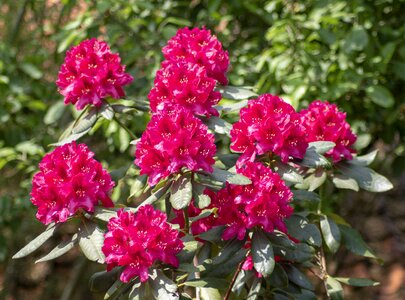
[113,115,137,140]
[224,259,245,300]
[183,208,190,233]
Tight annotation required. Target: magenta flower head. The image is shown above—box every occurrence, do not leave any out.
[56,38,133,110]
[102,205,184,283]
[30,142,114,225]
[148,61,221,117]
[300,100,357,162]
[205,162,293,240]
[162,27,229,85]
[135,105,216,185]
[230,94,308,164]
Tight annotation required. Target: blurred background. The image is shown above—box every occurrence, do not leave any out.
[0,0,404,299]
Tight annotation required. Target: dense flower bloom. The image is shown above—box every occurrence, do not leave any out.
[56,38,133,110]
[300,100,357,162]
[204,162,294,240]
[162,27,229,85]
[31,142,114,224]
[230,94,308,164]
[148,61,221,117]
[135,106,216,185]
[102,205,184,283]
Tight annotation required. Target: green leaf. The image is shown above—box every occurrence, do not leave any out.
[104,279,124,299]
[267,231,296,250]
[133,183,171,211]
[291,190,320,202]
[268,264,288,288]
[183,278,228,289]
[13,223,58,259]
[89,269,121,293]
[320,215,341,253]
[44,102,66,125]
[129,279,146,300]
[285,265,314,290]
[215,85,257,100]
[308,141,336,154]
[170,176,192,210]
[339,225,378,259]
[216,100,248,113]
[326,277,344,300]
[51,130,89,146]
[189,209,215,223]
[93,207,118,222]
[99,104,115,120]
[305,168,327,192]
[232,270,253,295]
[204,116,232,135]
[335,277,380,287]
[211,239,245,265]
[274,161,303,184]
[336,162,393,192]
[285,215,322,247]
[252,230,275,276]
[200,287,221,300]
[366,85,394,108]
[297,144,331,168]
[208,167,252,185]
[192,182,211,209]
[72,108,98,134]
[332,174,359,191]
[111,104,136,114]
[197,226,225,243]
[247,277,262,300]
[20,63,43,79]
[350,150,378,166]
[149,269,179,300]
[343,27,369,52]
[78,219,106,263]
[275,243,314,263]
[36,233,78,263]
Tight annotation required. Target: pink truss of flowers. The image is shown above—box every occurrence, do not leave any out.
[230,94,308,164]
[56,38,133,110]
[162,27,229,85]
[300,100,357,162]
[135,105,216,186]
[30,142,114,225]
[148,61,221,117]
[102,205,184,283]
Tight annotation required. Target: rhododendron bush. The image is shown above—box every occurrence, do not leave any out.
[13,27,393,300]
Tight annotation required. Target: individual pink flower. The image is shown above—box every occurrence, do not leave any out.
[56,38,133,110]
[230,94,308,164]
[162,27,229,85]
[300,100,357,162]
[135,106,216,185]
[31,142,114,224]
[148,61,221,117]
[205,162,294,240]
[102,205,184,283]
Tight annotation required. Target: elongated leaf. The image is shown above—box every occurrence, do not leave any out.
[247,277,262,300]
[335,277,379,287]
[216,100,248,113]
[99,104,115,120]
[93,207,118,222]
[274,161,303,184]
[205,248,247,278]
[366,85,394,108]
[36,233,78,263]
[267,231,296,250]
[285,265,314,290]
[192,183,211,209]
[232,270,253,295]
[339,225,377,259]
[129,279,146,300]
[197,226,225,243]
[350,150,378,166]
[285,215,322,247]
[51,130,89,146]
[305,168,327,191]
[183,278,228,289]
[336,162,393,192]
[275,243,314,263]
[291,190,320,202]
[78,220,106,263]
[252,230,275,276]
[309,141,336,154]
[205,116,232,135]
[215,86,257,100]
[189,209,215,223]
[89,269,121,293]
[211,239,245,265]
[326,277,344,300]
[111,104,136,114]
[149,269,179,300]
[132,183,171,212]
[208,167,251,185]
[44,102,66,125]
[200,287,221,300]
[332,174,359,191]
[13,223,58,259]
[320,215,341,253]
[170,176,192,210]
[72,109,97,134]
[268,264,288,288]
[297,144,331,168]
[104,279,123,299]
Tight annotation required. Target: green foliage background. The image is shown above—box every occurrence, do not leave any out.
[0,0,404,298]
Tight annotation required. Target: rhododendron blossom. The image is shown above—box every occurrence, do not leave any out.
[162,27,229,85]
[102,205,184,283]
[135,106,216,185]
[30,142,114,224]
[204,162,294,240]
[230,94,308,164]
[300,100,357,162]
[148,61,221,117]
[56,38,133,110]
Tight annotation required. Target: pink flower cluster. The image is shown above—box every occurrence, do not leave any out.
[173,162,293,241]
[31,142,114,224]
[300,100,357,162]
[162,27,229,85]
[57,38,133,110]
[102,205,184,283]
[230,94,308,164]
[135,106,216,185]
[148,61,221,117]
